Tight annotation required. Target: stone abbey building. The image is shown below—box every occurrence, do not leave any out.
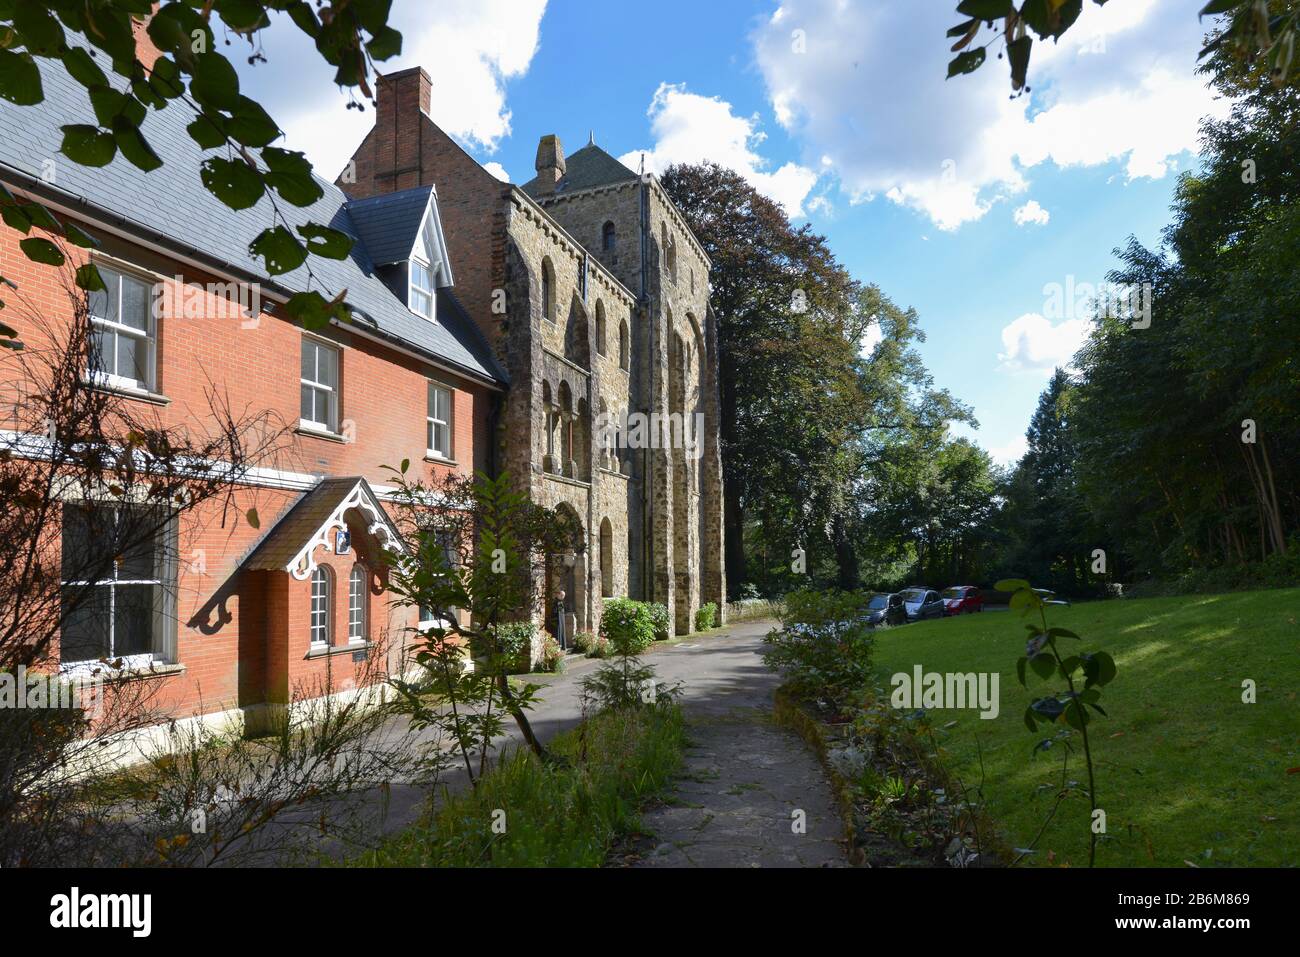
[340,68,726,640]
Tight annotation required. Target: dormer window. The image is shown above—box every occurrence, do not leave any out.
[409,259,434,319]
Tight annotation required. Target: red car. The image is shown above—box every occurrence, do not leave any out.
[942,586,984,616]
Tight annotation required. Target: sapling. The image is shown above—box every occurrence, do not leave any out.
[1000,579,1117,868]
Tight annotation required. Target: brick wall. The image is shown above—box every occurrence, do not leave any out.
[0,197,492,721]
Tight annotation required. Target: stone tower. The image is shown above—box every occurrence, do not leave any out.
[339,68,725,638]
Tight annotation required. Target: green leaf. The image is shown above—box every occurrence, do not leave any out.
[1199,0,1242,15]
[19,237,65,266]
[113,120,163,172]
[1062,698,1089,730]
[187,113,227,150]
[227,96,281,148]
[189,52,240,111]
[1030,696,1065,722]
[246,507,260,530]
[22,202,62,233]
[217,0,272,33]
[957,0,1013,18]
[248,226,306,275]
[13,4,65,56]
[60,124,118,167]
[1047,627,1080,640]
[298,223,354,260]
[1029,651,1057,680]
[75,262,106,291]
[947,48,986,79]
[1007,34,1033,90]
[262,147,322,207]
[367,25,403,61]
[1082,651,1117,688]
[201,157,265,210]
[148,56,186,99]
[1016,656,1028,688]
[1,203,33,234]
[64,223,100,249]
[62,47,109,89]
[283,289,350,331]
[0,49,44,106]
[995,578,1031,593]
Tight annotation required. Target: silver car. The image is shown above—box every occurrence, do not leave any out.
[901,587,945,621]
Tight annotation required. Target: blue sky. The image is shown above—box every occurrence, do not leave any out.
[234,0,1228,466]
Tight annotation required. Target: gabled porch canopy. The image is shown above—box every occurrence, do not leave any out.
[243,477,405,581]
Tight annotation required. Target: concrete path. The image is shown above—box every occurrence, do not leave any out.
[629,624,847,868]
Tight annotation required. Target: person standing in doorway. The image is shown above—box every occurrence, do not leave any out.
[554,589,568,651]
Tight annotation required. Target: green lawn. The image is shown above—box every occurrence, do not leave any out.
[871,590,1300,867]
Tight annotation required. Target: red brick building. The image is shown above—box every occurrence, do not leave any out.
[0,40,507,737]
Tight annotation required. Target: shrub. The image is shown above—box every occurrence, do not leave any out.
[495,621,536,671]
[647,602,672,642]
[762,590,876,703]
[694,602,718,632]
[572,631,598,655]
[782,588,874,629]
[600,598,656,656]
[537,634,566,674]
[586,636,611,659]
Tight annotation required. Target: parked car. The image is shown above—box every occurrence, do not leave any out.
[900,587,945,621]
[863,592,907,627]
[941,585,984,616]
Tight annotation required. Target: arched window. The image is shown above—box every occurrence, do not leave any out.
[618,318,629,371]
[542,380,554,468]
[558,381,573,475]
[310,566,332,648]
[602,221,616,253]
[600,519,614,598]
[541,257,556,323]
[348,564,367,644]
[595,301,607,356]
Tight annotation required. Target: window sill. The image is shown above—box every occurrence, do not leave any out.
[60,661,185,682]
[296,423,347,444]
[88,380,170,406]
[424,452,459,467]
[305,642,370,660]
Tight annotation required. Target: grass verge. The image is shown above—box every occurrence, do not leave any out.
[870,589,1300,867]
[348,702,686,867]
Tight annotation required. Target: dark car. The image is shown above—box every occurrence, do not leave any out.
[863,592,907,627]
[901,587,945,621]
[942,585,984,616]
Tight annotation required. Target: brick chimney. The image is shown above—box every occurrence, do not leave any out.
[534,135,566,194]
[363,67,433,194]
[132,5,165,71]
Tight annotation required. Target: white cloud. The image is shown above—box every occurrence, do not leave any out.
[618,82,820,218]
[861,318,884,356]
[997,312,1091,374]
[240,0,548,179]
[481,162,512,182]
[1013,200,1050,226]
[751,0,1230,230]
[987,434,1029,467]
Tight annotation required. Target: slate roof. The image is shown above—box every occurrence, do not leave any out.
[346,186,433,267]
[0,54,505,387]
[521,143,639,198]
[243,477,400,572]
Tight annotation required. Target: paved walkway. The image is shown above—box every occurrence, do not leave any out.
[629,624,847,868]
